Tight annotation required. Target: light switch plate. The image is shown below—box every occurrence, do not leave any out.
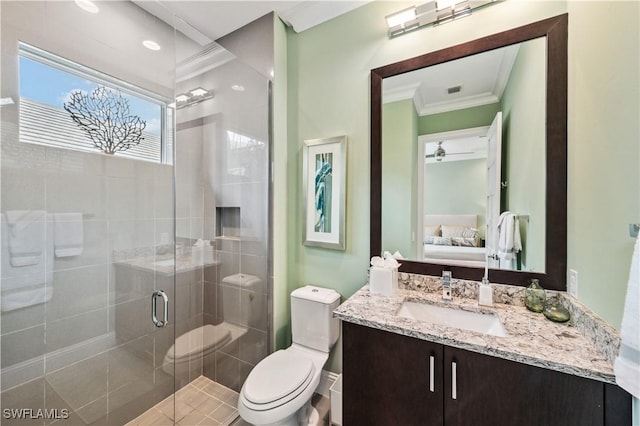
[568,269,578,297]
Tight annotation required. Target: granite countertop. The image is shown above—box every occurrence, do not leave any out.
[116,254,220,276]
[334,278,619,384]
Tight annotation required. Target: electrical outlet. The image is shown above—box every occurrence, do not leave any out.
[568,269,578,297]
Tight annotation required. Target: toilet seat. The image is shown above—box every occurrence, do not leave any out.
[242,350,315,411]
[165,324,233,364]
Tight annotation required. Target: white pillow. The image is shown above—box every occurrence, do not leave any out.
[424,225,441,237]
[452,237,479,247]
[432,236,452,246]
[424,225,441,244]
[462,227,479,239]
[441,225,466,238]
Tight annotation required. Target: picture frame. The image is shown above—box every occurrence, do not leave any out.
[302,135,347,250]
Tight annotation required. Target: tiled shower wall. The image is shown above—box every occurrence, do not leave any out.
[174,14,273,390]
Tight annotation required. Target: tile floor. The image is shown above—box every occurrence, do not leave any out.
[126,376,239,426]
[224,392,331,426]
[128,375,333,426]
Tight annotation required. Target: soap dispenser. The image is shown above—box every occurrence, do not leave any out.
[478,277,493,306]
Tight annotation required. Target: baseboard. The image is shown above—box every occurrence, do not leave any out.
[317,369,340,398]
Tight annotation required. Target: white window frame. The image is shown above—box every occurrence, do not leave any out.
[18,42,173,164]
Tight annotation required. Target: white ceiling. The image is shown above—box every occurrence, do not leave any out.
[383,43,520,116]
[134,0,370,46]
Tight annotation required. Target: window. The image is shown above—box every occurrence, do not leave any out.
[18,43,173,164]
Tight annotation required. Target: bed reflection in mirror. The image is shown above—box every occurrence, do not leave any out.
[381,37,546,273]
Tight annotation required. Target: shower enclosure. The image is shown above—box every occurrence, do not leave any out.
[0,2,271,425]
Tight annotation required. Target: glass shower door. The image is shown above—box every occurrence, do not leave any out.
[0,1,177,425]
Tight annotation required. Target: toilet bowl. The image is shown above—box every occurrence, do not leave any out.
[238,285,341,426]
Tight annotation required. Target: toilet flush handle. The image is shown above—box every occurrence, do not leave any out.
[151,290,169,328]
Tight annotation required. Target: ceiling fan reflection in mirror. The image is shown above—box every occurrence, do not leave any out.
[426,141,473,161]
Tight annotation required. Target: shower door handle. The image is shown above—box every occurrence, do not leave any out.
[151,290,169,328]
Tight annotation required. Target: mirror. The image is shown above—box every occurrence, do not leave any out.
[382,38,546,273]
[370,14,567,290]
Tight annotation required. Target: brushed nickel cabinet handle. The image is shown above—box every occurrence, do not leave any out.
[429,355,435,393]
[451,361,457,400]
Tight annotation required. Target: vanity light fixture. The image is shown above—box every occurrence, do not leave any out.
[386,0,497,37]
[189,87,208,97]
[175,93,190,103]
[174,88,214,109]
[75,0,99,14]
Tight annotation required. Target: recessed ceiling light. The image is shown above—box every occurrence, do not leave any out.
[231,85,245,92]
[143,40,161,51]
[75,0,99,14]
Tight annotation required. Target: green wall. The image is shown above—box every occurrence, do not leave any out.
[382,99,418,258]
[501,38,546,272]
[418,103,500,136]
[424,158,487,234]
[566,1,639,327]
[286,0,639,372]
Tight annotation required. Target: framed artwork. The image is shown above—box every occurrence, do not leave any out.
[302,135,347,250]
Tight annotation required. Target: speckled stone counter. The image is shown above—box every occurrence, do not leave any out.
[117,255,220,275]
[334,274,620,384]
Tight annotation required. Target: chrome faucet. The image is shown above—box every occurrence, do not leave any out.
[442,271,452,300]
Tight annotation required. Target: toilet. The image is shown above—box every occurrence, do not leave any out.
[238,285,341,426]
[163,273,261,378]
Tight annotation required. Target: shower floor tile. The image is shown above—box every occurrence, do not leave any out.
[126,376,238,426]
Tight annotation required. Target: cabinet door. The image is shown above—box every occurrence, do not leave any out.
[444,346,604,426]
[343,322,444,426]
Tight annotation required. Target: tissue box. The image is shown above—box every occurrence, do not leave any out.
[192,246,204,264]
[369,266,398,296]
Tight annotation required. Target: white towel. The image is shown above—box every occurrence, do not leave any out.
[1,214,53,311]
[497,211,522,269]
[54,213,83,257]
[5,210,45,266]
[1,285,53,312]
[614,235,640,398]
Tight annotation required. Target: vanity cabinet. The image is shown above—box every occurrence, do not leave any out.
[343,322,630,426]
[343,321,444,425]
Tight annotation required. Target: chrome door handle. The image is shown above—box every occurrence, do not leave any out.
[151,290,169,327]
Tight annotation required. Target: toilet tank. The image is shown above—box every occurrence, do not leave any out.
[291,285,341,352]
[221,273,262,326]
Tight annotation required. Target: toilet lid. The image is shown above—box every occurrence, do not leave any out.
[243,350,314,405]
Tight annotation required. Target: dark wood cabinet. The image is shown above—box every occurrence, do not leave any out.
[444,346,603,426]
[343,322,631,426]
[343,321,444,426]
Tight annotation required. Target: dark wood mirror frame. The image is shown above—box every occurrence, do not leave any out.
[370,14,568,290]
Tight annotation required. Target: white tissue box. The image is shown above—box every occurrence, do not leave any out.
[204,246,215,264]
[369,266,398,296]
[192,246,205,264]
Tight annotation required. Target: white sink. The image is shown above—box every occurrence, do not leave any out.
[396,301,508,337]
[154,259,175,267]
